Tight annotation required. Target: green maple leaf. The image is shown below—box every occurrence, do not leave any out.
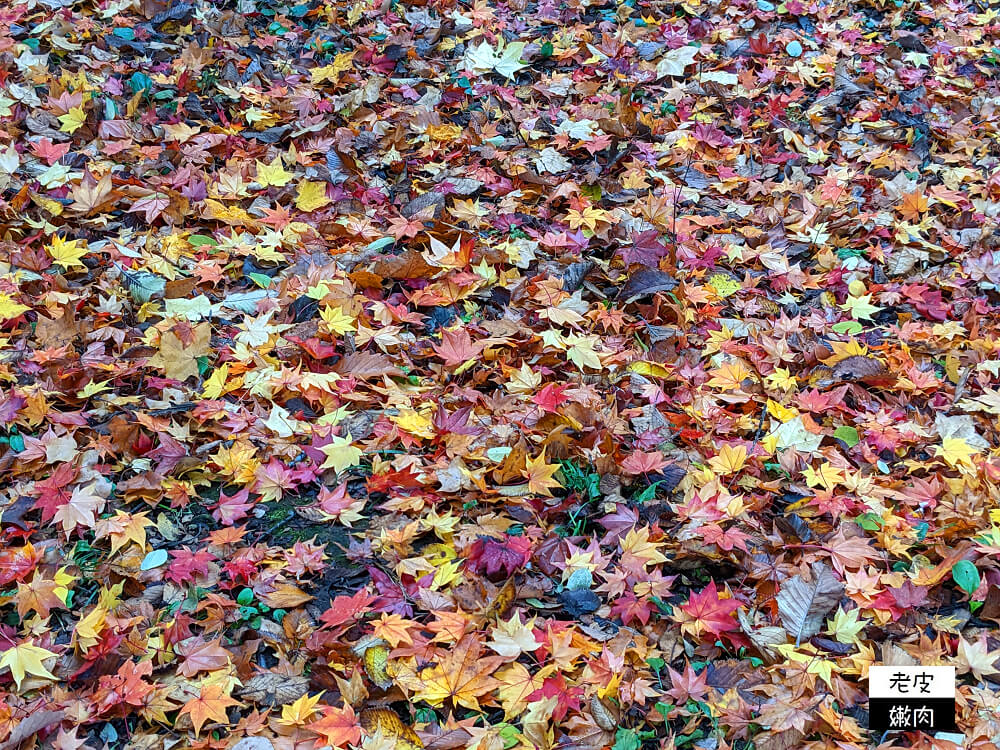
[840,293,881,321]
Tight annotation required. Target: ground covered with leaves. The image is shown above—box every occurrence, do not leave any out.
[3,0,1000,747]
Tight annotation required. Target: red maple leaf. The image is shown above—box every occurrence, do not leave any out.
[317,482,354,516]
[286,335,339,360]
[598,504,638,544]
[308,704,362,748]
[870,581,929,620]
[320,589,376,629]
[665,662,711,703]
[166,547,216,585]
[148,433,189,474]
[368,566,412,617]
[432,327,483,367]
[527,672,583,722]
[366,465,424,494]
[433,404,481,436]
[610,592,654,626]
[677,581,743,638]
[32,462,79,522]
[621,450,671,475]
[795,386,847,413]
[618,229,668,267]
[0,544,41,587]
[212,488,254,526]
[467,535,533,579]
[700,523,751,552]
[93,659,155,716]
[31,138,72,164]
[531,383,570,413]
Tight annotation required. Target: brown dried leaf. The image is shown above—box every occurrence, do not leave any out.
[237,673,310,707]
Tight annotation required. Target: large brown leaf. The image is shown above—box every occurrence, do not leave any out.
[776,562,843,646]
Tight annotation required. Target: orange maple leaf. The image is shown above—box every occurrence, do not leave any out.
[307,704,362,748]
[180,683,241,736]
[898,191,928,221]
[407,636,504,710]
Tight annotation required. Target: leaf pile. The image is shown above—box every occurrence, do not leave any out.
[1,0,1000,748]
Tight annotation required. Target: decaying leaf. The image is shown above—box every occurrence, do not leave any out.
[776,563,844,646]
[237,674,311,707]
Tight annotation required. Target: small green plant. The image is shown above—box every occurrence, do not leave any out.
[632,480,662,504]
[559,460,600,502]
[414,707,438,724]
[71,539,102,576]
[234,588,284,628]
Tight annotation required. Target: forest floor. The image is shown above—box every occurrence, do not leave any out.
[2,0,1000,749]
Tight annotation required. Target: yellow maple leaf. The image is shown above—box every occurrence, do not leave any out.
[621,526,667,566]
[773,644,835,687]
[311,50,356,82]
[58,106,87,134]
[565,333,602,371]
[77,380,110,399]
[277,692,325,727]
[108,511,152,554]
[0,294,29,321]
[840,292,881,321]
[765,368,798,393]
[320,434,363,473]
[295,180,331,212]
[827,607,867,645]
[320,305,356,335]
[201,364,230,399]
[708,444,747,475]
[705,361,753,390]
[506,362,541,393]
[203,199,256,227]
[255,157,293,188]
[0,641,58,689]
[47,235,89,269]
[522,451,562,496]
[392,409,434,440]
[802,462,845,491]
[310,65,339,85]
[52,567,76,605]
[564,205,608,231]
[426,124,463,142]
[213,440,260,484]
[936,437,979,467]
[449,198,486,225]
[495,662,553,720]
[74,604,109,653]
